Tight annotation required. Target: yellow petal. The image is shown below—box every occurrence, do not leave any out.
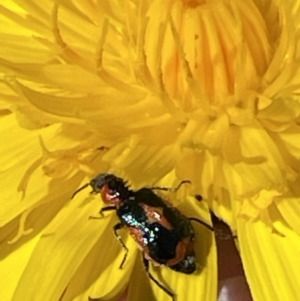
[60,224,138,301]
[11,193,134,301]
[0,233,41,301]
[126,258,157,301]
[238,217,300,301]
[277,197,300,237]
[0,113,58,225]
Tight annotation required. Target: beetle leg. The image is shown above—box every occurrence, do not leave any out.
[113,223,129,269]
[100,206,116,216]
[142,255,175,301]
[189,217,214,232]
[189,218,237,239]
[89,206,116,219]
[214,229,238,240]
[150,180,191,193]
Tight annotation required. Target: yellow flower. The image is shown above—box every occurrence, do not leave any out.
[1,0,300,301]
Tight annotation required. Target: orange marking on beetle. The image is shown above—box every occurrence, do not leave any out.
[127,226,145,249]
[126,227,158,266]
[141,204,173,230]
[166,238,193,267]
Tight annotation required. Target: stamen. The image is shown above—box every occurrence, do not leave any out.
[168,15,212,114]
[135,2,153,85]
[95,17,109,74]
[17,158,42,199]
[51,2,92,71]
[154,20,185,121]
[7,208,34,244]
[52,2,67,50]
[95,18,137,93]
[123,0,134,48]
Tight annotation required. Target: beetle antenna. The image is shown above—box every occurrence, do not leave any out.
[173,180,191,192]
[71,183,90,199]
[150,180,191,192]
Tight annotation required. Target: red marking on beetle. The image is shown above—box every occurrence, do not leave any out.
[100,184,121,205]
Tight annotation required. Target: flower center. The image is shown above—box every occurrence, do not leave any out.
[181,0,206,7]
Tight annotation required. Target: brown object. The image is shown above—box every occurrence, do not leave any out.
[214,218,253,301]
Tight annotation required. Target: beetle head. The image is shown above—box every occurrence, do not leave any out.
[72,173,129,205]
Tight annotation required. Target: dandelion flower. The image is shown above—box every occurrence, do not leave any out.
[1,0,300,301]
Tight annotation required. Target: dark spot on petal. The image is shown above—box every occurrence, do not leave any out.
[195,194,202,201]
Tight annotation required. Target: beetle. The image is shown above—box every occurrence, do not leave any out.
[72,173,214,300]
